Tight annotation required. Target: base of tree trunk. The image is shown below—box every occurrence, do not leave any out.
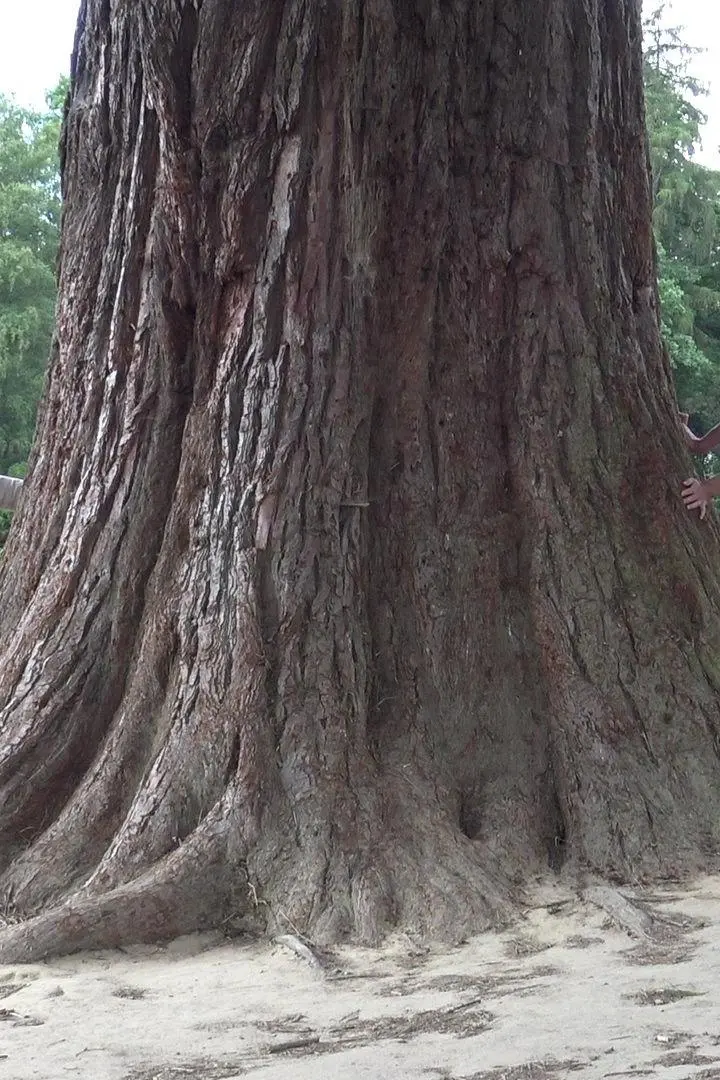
[0,774,518,962]
[2,747,717,964]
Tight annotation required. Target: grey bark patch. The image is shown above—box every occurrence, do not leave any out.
[0,981,27,999]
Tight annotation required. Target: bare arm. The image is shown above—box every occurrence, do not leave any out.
[692,422,720,454]
[700,475,720,498]
[680,413,720,454]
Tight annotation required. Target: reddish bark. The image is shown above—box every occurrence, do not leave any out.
[1,0,719,962]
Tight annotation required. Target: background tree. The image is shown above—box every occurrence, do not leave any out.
[2,1,720,964]
[643,6,720,426]
[0,82,65,543]
[0,84,64,470]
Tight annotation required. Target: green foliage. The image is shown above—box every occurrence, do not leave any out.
[657,251,712,407]
[0,80,65,475]
[644,6,720,434]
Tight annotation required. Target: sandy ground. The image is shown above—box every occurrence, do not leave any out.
[2,877,720,1079]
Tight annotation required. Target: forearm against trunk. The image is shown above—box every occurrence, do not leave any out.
[699,423,720,453]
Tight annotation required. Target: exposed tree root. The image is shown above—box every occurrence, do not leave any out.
[0,829,243,964]
[0,774,517,962]
[584,885,657,940]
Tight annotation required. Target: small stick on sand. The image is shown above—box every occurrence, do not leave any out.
[267,1035,320,1054]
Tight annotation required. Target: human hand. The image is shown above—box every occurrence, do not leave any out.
[682,477,710,519]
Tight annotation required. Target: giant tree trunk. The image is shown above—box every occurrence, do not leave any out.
[1,0,719,963]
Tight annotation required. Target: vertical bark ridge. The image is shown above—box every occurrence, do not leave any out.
[0,1,196,868]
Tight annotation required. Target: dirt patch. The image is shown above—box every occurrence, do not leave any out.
[624,942,698,965]
[629,986,704,1006]
[652,1030,694,1048]
[603,1071,655,1078]
[419,975,481,994]
[113,986,147,1000]
[654,1050,718,1067]
[255,1012,310,1033]
[257,1001,495,1057]
[327,1002,494,1044]
[460,1059,584,1080]
[377,965,560,1000]
[125,1064,245,1080]
[504,936,553,958]
[619,907,708,967]
[564,935,604,949]
[0,1007,43,1027]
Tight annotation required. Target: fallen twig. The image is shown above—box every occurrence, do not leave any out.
[267,1035,320,1054]
[443,994,486,1015]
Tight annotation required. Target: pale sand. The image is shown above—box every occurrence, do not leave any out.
[2,876,720,1079]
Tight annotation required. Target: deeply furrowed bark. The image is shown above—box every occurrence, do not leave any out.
[1,0,720,962]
